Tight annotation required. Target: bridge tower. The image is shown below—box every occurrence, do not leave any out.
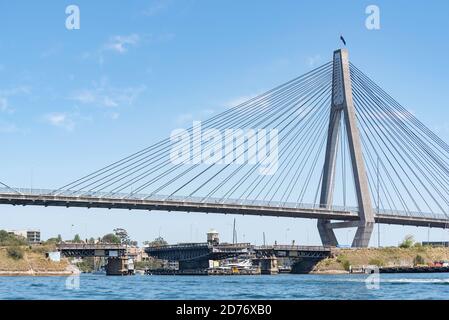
[318,49,375,248]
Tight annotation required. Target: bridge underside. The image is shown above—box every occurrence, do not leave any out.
[57,244,127,257]
[146,243,249,270]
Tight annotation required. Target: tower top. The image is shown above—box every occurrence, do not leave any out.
[334,48,349,56]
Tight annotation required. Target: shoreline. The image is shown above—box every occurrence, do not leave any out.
[0,264,80,277]
[310,270,349,275]
[0,271,77,277]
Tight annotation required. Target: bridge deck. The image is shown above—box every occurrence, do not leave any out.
[0,190,448,229]
[57,243,127,257]
[57,243,126,250]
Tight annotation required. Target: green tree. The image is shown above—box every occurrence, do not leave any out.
[45,237,61,244]
[0,230,27,246]
[45,234,63,244]
[145,236,168,247]
[73,234,82,243]
[113,228,131,245]
[399,235,415,248]
[101,233,121,244]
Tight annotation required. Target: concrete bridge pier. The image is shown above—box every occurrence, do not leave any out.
[352,222,375,248]
[317,220,338,247]
[259,256,279,275]
[106,257,133,275]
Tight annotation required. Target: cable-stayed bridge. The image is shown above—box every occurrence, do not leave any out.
[1,48,449,247]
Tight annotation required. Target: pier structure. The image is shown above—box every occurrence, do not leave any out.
[145,242,250,270]
[57,243,132,275]
[145,232,333,274]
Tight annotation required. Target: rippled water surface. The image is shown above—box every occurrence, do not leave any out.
[1,273,449,300]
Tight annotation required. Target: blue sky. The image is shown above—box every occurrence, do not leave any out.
[1,0,449,246]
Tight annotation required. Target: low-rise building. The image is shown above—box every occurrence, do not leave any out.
[126,246,149,262]
[8,229,41,244]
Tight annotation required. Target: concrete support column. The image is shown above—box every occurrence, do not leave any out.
[318,49,374,248]
[106,257,127,276]
[317,219,339,247]
[259,256,279,275]
[352,222,375,248]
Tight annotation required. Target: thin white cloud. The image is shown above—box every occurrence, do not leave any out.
[104,34,140,54]
[80,34,141,65]
[0,86,31,96]
[109,112,120,120]
[0,97,9,112]
[103,96,119,107]
[173,93,263,128]
[225,93,259,108]
[0,85,31,114]
[175,113,194,126]
[44,112,76,131]
[0,121,19,133]
[71,90,96,104]
[40,44,63,59]
[174,109,219,126]
[81,32,174,66]
[70,83,146,109]
[143,0,171,16]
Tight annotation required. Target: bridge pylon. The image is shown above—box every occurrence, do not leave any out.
[318,49,375,248]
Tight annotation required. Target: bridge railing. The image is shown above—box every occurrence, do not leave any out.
[57,243,126,250]
[1,187,448,221]
[254,245,331,251]
[146,242,210,251]
[146,242,252,252]
[0,187,354,212]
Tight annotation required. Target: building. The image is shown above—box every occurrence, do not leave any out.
[8,229,41,244]
[422,241,449,247]
[126,246,148,262]
[207,229,219,245]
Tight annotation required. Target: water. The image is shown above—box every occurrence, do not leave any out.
[1,273,449,300]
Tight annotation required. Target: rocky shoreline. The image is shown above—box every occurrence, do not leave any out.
[311,247,449,274]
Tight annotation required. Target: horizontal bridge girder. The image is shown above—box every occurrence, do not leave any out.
[0,192,357,220]
[0,192,448,229]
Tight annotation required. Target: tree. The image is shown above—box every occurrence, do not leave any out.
[413,255,425,266]
[101,233,121,244]
[0,230,27,246]
[45,234,63,244]
[399,235,415,248]
[88,237,96,244]
[73,234,82,243]
[113,228,131,245]
[145,236,168,247]
[45,236,62,244]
